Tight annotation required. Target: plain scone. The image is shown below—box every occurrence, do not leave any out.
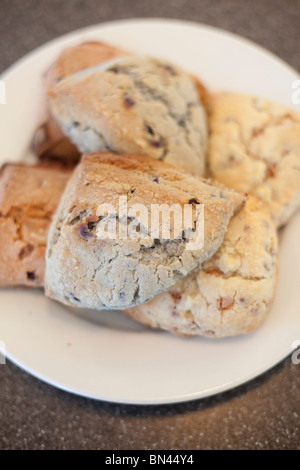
[45,153,246,310]
[0,163,71,287]
[33,41,130,165]
[125,196,278,338]
[48,56,208,175]
[207,92,300,227]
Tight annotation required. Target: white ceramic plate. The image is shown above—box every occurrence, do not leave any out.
[0,19,299,405]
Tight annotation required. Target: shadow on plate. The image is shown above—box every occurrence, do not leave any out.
[60,303,153,333]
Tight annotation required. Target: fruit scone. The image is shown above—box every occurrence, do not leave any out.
[48,56,208,175]
[0,163,71,287]
[125,196,278,338]
[33,41,130,165]
[45,152,245,310]
[207,92,300,227]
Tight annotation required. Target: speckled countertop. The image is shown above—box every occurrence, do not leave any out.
[0,0,300,450]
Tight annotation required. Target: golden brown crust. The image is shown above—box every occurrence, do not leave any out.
[190,74,209,107]
[72,152,246,213]
[0,163,71,287]
[32,123,80,167]
[44,41,130,90]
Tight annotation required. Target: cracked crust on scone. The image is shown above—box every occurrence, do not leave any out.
[48,56,208,175]
[45,152,245,310]
[207,92,300,227]
[44,41,130,90]
[0,163,71,287]
[125,196,278,338]
[33,41,130,166]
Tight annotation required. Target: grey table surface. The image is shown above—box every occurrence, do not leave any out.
[0,0,300,450]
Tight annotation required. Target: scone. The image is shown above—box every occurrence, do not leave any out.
[43,41,129,90]
[33,41,130,166]
[125,196,278,338]
[0,163,71,287]
[45,153,245,310]
[48,56,208,175]
[207,92,300,227]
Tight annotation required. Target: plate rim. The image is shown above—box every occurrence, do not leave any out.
[2,17,299,82]
[4,348,292,405]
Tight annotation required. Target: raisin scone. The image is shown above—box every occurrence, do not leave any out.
[33,41,130,166]
[125,196,278,338]
[207,92,300,227]
[48,56,208,175]
[45,153,245,310]
[0,163,71,287]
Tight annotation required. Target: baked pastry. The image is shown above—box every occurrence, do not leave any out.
[32,125,80,168]
[48,56,208,175]
[44,41,130,90]
[125,196,278,338]
[207,92,300,227]
[33,41,130,166]
[0,163,71,287]
[45,152,245,310]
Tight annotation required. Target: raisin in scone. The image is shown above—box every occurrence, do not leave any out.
[0,163,71,287]
[33,41,130,166]
[45,153,245,310]
[207,92,300,227]
[125,196,278,338]
[48,56,208,175]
